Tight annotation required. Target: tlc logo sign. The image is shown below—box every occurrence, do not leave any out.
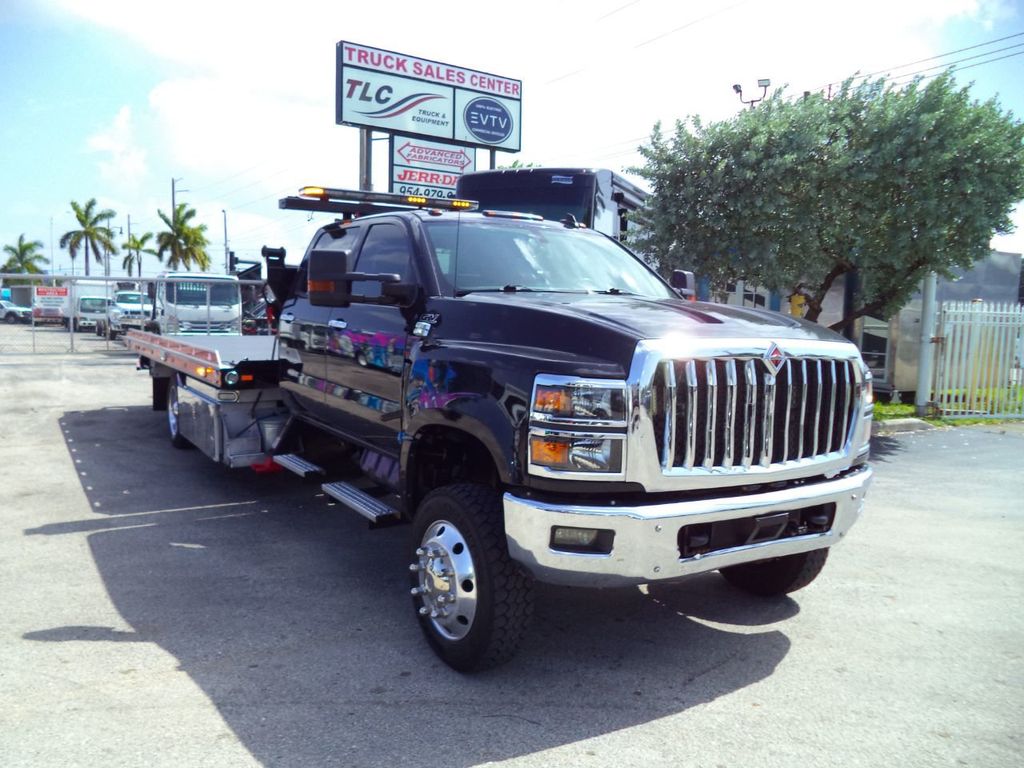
[345,78,393,104]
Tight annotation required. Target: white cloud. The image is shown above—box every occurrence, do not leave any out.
[86,106,147,188]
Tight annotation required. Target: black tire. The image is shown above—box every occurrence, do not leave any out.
[4,313,16,324]
[166,377,193,449]
[72,318,80,332]
[410,484,534,672]
[720,548,829,597]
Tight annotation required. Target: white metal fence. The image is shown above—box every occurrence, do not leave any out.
[933,301,1024,419]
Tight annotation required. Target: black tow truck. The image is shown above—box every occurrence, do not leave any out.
[127,186,873,672]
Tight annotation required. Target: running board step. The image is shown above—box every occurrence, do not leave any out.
[273,453,324,478]
[322,481,401,525]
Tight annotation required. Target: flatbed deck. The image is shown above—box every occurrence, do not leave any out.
[125,331,279,388]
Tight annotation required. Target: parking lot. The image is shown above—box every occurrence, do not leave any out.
[0,350,1022,768]
[0,320,126,355]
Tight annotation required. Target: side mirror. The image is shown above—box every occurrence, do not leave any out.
[670,269,696,300]
[308,248,353,307]
[146,282,156,300]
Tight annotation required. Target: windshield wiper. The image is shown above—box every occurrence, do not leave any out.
[455,286,590,297]
[593,288,637,296]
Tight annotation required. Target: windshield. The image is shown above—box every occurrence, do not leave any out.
[166,282,240,306]
[423,219,673,299]
[80,298,108,311]
[115,292,146,304]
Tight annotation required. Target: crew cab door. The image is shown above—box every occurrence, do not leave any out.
[278,224,363,422]
[323,219,416,455]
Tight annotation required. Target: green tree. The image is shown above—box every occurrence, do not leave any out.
[633,73,1024,332]
[59,198,118,277]
[156,203,210,271]
[122,231,159,277]
[2,234,49,274]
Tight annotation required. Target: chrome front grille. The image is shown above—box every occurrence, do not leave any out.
[652,356,858,471]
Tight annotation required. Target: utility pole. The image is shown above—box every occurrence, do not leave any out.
[915,272,939,416]
[171,177,188,214]
[222,210,229,273]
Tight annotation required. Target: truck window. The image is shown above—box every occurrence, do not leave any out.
[295,226,362,298]
[423,219,672,299]
[167,282,239,306]
[352,223,413,298]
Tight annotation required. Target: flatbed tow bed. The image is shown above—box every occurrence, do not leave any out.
[126,330,289,468]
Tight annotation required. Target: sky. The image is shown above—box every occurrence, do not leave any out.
[1,0,1023,278]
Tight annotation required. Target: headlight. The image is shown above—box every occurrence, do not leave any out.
[862,369,874,406]
[532,376,627,425]
[529,375,628,477]
[530,433,624,473]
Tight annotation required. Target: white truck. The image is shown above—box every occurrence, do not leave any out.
[146,272,242,335]
[97,288,154,340]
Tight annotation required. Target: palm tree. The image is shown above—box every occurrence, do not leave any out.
[2,234,49,273]
[59,199,117,276]
[156,203,210,271]
[122,232,159,277]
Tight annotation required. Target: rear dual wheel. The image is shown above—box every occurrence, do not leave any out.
[166,377,193,449]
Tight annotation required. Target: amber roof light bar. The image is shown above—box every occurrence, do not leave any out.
[279,186,478,217]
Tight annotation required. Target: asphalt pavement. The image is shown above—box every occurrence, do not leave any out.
[0,351,1021,768]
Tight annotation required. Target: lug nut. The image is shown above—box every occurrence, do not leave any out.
[418,606,429,616]
[409,563,420,572]
[410,587,422,596]
[415,547,426,556]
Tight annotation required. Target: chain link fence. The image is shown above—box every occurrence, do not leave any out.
[1,273,267,356]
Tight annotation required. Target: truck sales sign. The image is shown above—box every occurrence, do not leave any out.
[337,41,521,152]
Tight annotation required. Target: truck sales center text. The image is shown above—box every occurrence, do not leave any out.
[341,45,521,97]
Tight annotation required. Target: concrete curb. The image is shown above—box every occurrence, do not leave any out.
[872,417,935,437]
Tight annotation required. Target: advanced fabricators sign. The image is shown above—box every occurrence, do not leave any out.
[337,41,521,152]
[389,137,476,199]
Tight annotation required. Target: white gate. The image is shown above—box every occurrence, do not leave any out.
[933,301,1024,418]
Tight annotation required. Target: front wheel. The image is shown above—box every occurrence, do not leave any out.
[4,313,16,324]
[410,484,534,672]
[166,377,193,449]
[720,548,829,597]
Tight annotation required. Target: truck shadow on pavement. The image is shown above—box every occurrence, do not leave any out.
[26,405,799,767]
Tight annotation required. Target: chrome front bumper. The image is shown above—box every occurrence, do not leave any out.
[503,465,871,587]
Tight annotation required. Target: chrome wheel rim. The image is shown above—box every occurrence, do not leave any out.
[411,519,478,640]
[167,384,179,437]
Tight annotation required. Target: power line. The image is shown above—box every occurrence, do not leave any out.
[892,48,1024,87]
[633,1,749,49]
[889,41,1024,81]
[861,30,1024,80]
[546,1,749,84]
[816,30,1024,93]
[596,0,644,21]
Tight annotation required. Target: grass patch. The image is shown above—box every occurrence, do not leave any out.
[873,402,915,421]
[873,400,1010,427]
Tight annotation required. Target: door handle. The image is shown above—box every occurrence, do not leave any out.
[279,312,295,322]
[328,319,348,330]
